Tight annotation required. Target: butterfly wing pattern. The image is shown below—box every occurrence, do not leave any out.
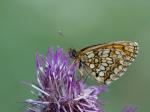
[75,41,139,85]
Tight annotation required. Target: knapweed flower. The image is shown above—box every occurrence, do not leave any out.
[25,48,107,112]
[122,106,137,112]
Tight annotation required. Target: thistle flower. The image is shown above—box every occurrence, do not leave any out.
[122,106,137,112]
[25,48,107,112]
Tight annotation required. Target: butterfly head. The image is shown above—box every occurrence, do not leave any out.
[68,48,77,59]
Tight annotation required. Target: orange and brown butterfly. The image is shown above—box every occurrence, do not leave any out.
[68,41,139,85]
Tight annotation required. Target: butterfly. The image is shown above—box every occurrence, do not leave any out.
[68,41,139,85]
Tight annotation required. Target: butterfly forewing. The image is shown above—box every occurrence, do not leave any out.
[77,41,139,85]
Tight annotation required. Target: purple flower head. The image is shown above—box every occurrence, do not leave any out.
[25,48,107,112]
[122,106,137,112]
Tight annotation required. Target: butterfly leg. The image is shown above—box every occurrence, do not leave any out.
[78,68,90,84]
[78,68,84,79]
[78,60,91,83]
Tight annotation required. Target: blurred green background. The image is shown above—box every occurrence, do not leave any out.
[0,0,150,112]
